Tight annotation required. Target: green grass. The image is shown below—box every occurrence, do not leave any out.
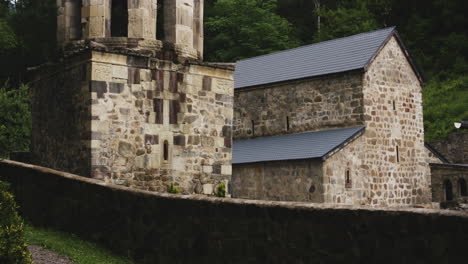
[24,224,133,264]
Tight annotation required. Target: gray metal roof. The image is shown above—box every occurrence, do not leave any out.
[234,27,396,89]
[233,127,365,164]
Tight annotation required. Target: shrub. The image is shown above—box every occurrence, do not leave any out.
[167,182,180,194]
[215,182,226,198]
[0,181,32,264]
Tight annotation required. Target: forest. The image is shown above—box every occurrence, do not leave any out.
[0,0,467,157]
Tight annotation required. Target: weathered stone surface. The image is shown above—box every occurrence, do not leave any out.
[2,160,468,264]
[430,164,468,202]
[118,140,135,158]
[431,133,468,164]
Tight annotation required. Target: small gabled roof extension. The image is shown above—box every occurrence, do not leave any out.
[233,127,365,164]
[234,27,423,89]
[425,143,451,164]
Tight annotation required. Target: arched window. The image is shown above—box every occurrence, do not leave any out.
[163,140,169,161]
[345,169,351,188]
[444,180,453,201]
[111,0,128,37]
[459,178,467,196]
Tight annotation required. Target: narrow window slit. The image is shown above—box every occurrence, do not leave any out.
[163,140,169,161]
[396,146,400,163]
[286,116,290,131]
[345,170,352,188]
[251,120,255,136]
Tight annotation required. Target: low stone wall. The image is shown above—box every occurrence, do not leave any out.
[1,160,468,263]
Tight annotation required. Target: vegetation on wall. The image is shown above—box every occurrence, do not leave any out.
[0,181,33,264]
[0,83,31,158]
[0,0,466,149]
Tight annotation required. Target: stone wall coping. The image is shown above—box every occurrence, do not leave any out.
[2,159,467,218]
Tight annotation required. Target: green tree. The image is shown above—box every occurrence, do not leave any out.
[314,0,380,42]
[0,83,31,158]
[205,0,298,62]
[423,75,468,142]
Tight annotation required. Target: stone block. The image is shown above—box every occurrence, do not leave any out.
[221,165,232,175]
[203,183,213,195]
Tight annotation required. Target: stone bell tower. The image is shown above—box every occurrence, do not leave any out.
[56,0,203,59]
[30,0,233,194]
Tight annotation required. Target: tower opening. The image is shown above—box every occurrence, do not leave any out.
[156,1,165,40]
[68,0,82,40]
[111,0,128,37]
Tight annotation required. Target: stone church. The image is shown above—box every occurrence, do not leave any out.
[231,27,432,207]
[27,1,466,207]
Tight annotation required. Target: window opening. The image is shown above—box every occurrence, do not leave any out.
[345,170,351,188]
[396,146,400,163]
[156,1,165,40]
[393,100,396,111]
[111,0,128,37]
[68,0,82,40]
[251,120,255,136]
[459,178,467,196]
[163,140,169,161]
[444,180,453,201]
[286,116,290,131]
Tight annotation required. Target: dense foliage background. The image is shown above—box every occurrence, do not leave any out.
[0,0,466,155]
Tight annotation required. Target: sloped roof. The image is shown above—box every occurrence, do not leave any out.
[233,127,365,164]
[234,27,422,89]
[425,143,450,164]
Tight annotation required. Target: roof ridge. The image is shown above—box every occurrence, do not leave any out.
[236,27,396,64]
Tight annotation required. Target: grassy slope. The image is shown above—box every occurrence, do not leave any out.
[24,224,133,264]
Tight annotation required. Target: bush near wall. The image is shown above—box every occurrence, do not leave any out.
[0,181,32,264]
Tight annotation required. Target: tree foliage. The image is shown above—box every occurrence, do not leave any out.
[0,83,31,158]
[205,0,297,62]
[313,0,380,42]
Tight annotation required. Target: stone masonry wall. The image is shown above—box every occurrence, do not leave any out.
[359,36,431,206]
[231,159,324,202]
[431,132,468,164]
[30,53,92,177]
[431,164,468,202]
[88,51,233,194]
[1,160,468,264]
[31,49,233,195]
[323,135,369,205]
[233,71,365,140]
